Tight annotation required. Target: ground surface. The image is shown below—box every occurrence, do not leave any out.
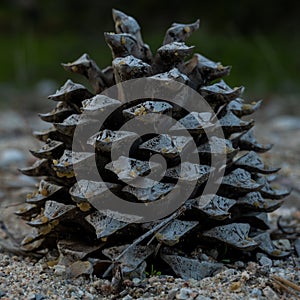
[0,96,299,299]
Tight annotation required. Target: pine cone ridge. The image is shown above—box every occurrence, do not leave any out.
[16,9,291,280]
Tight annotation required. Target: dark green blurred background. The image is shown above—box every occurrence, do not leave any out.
[1,0,299,110]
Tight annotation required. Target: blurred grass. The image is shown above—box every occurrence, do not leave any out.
[1,29,299,110]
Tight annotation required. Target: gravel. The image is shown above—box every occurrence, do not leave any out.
[0,253,299,299]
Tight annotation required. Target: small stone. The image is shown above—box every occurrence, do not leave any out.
[250,288,262,297]
[40,273,47,279]
[122,295,133,300]
[0,290,6,297]
[241,271,250,281]
[167,288,179,300]
[247,261,258,272]
[262,286,279,300]
[199,254,209,261]
[196,296,211,300]
[91,279,103,288]
[234,261,244,269]
[132,277,141,286]
[222,268,237,277]
[229,281,241,292]
[88,286,97,294]
[35,294,45,300]
[84,292,94,300]
[257,254,272,268]
[123,279,133,287]
[176,287,194,300]
[206,249,218,260]
[148,276,158,284]
[27,293,37,300]
[272,260,281,267]
[53,264,66,276]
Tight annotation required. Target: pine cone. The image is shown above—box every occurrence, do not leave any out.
[17,9,290,280]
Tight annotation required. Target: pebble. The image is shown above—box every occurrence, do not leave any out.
[176,287,197,300]
[148,276,158,284]
[257,254,273,268]
[167,288,178,300]
[272,260,281,267]
[53,264,66,276]
[229,281,241,292]
[205,249,218,260]
[233,261,244,269]
[199,254,209,261]
[241,271,250,281]
[27,293,37,300]
[91,279,103,288]
[84,292,94,300]
[262,286,279,300]
[195,296,211,300]
[221,268,237,277]
[250,288,262,297]
[132,277,141,286]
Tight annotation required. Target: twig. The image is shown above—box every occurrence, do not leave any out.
[271,277,299,298]
[272,275,300,293]
[102,205,187,278]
